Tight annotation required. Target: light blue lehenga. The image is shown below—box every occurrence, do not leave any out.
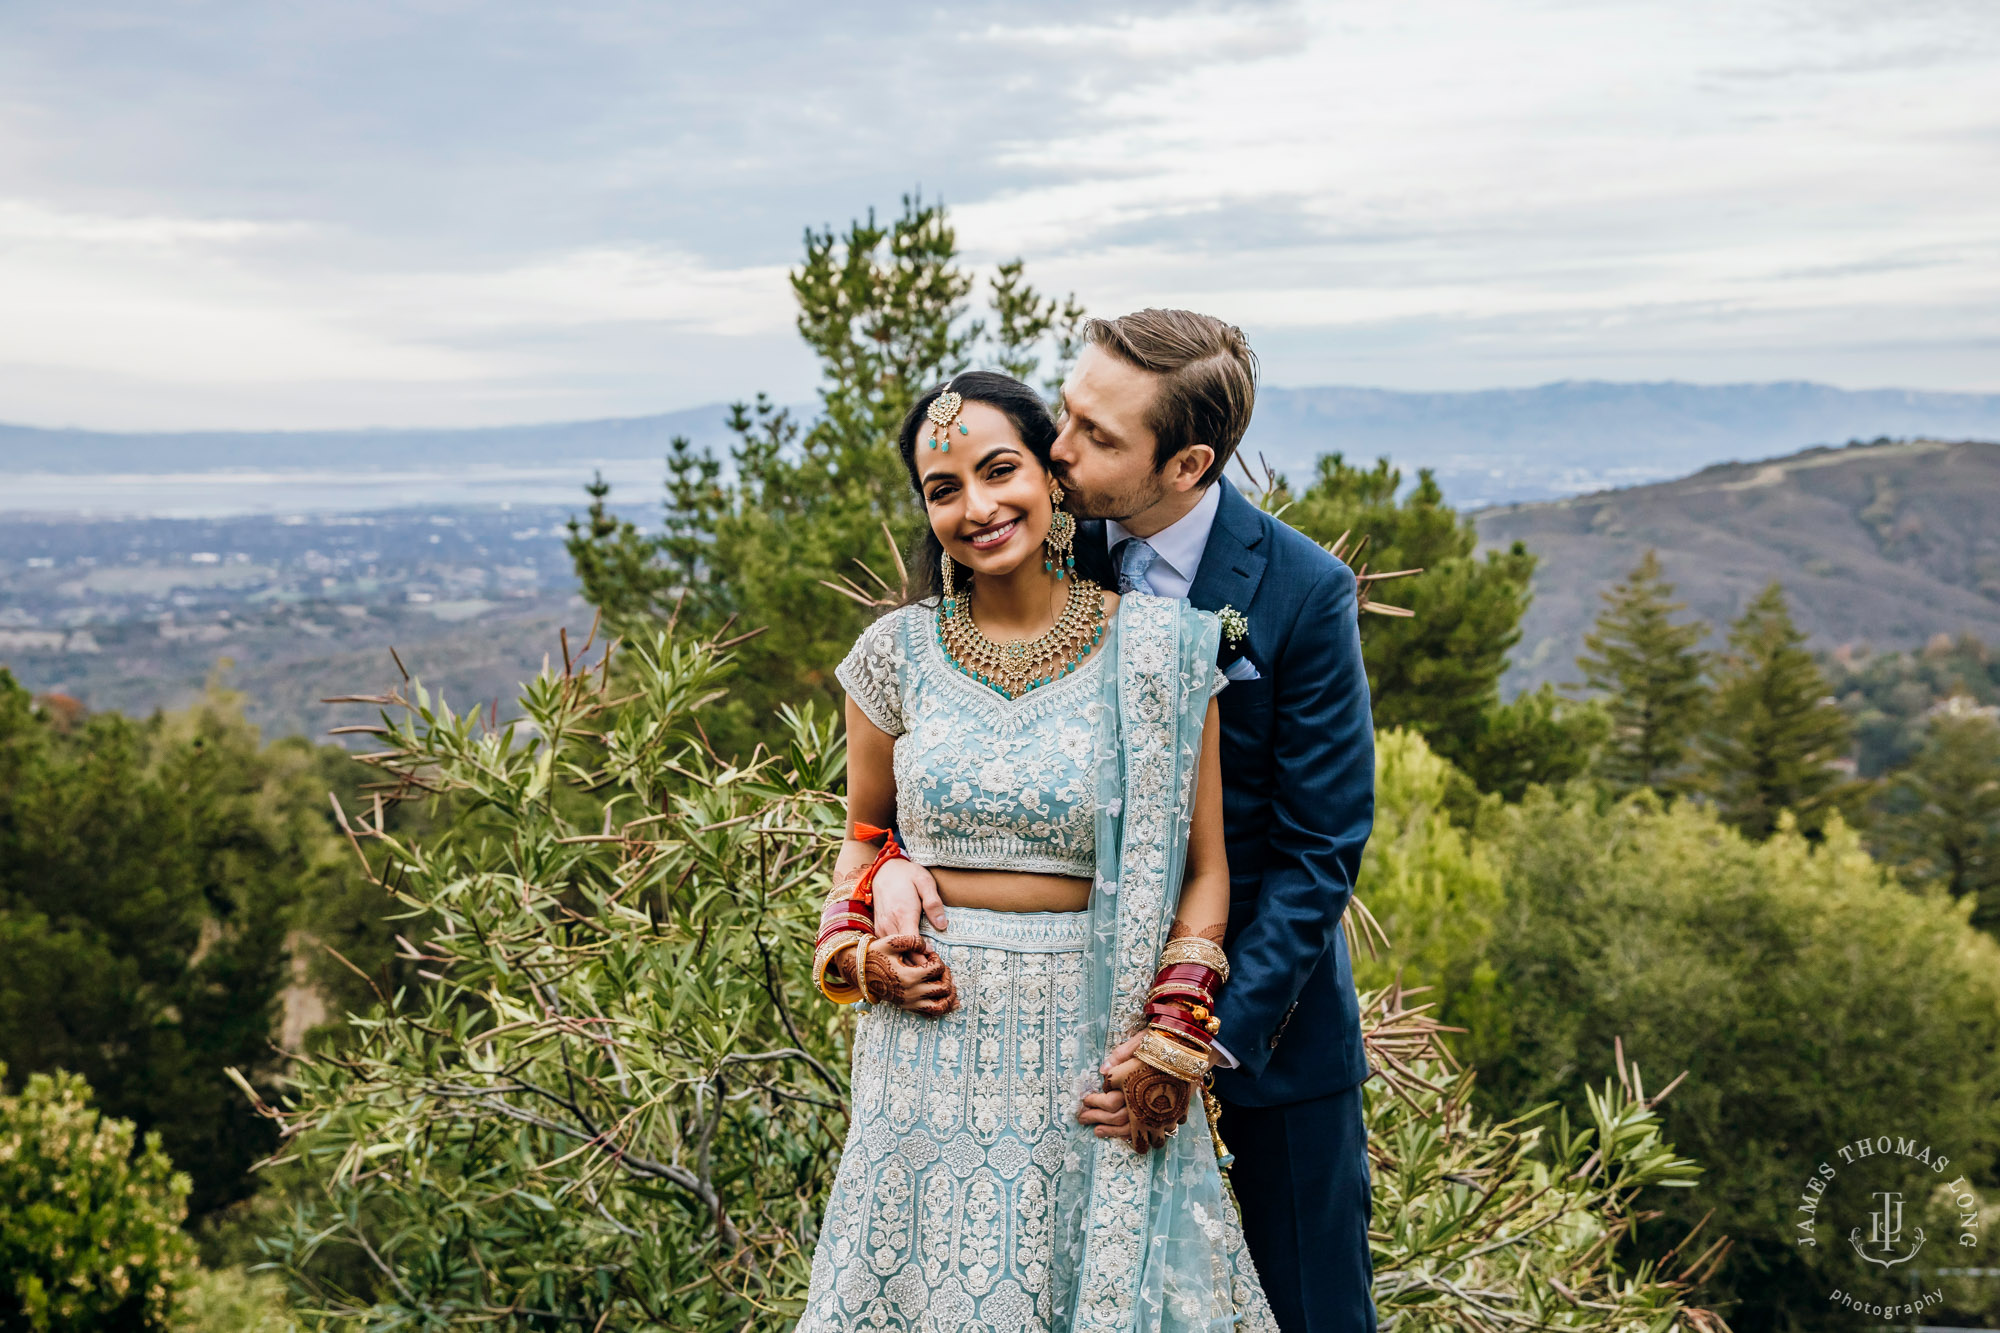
[802,592,1277,1333]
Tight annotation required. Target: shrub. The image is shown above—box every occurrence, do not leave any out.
[0,1064,197,1332]
[1472,792,2000,1328]
[240,635,1733,1329]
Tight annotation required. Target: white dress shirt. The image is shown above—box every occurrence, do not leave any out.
[1104,479,1223,599]
[1105,481,1241,1070]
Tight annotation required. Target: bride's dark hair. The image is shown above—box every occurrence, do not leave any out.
[896,370,1060,604]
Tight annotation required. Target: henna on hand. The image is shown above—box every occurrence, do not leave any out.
[1167,919,1226,944]
[865,934,959,1016]
[1123,1063,1194,1153]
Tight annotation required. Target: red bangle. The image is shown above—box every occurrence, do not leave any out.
[1146,983,1214,1006]
[1154,962,1219,985]
[820,898,873,921]
[1148,1013,1215,1049]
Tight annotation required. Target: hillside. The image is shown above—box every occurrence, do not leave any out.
[1247,381,2000,506]
[1474,438,2000,694]
[9,380,2000,513]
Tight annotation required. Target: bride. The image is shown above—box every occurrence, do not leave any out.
[799,370,1276,1332]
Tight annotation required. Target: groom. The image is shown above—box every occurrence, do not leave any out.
[1060,310,1376,1332]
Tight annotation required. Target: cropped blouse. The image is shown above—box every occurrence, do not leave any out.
[836,599,1228,880]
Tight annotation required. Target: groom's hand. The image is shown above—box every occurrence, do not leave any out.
[870,859,947,938]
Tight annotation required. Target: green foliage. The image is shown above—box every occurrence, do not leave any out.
[1366,1034,1727,1333]
[244,642,1744,1330]
[1465,791,2000,1330]
[1576,551,1711,795]
[1874,701,2000,932]
[564,446,729,634]
[169,1266,295,1333]
[0,1064,198,1332]
[1459,685,1610,803]
[1698,583,1861,838]
[1273,455,1540,787]
[243,633,853,1327]
[1350,731,1504,1027]
[0,673,350,1220]
[989,258,1088,397]
[567,197,1084,760]
[1829,632,2000,776]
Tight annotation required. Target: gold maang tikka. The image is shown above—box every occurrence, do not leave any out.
[926,390,970,451]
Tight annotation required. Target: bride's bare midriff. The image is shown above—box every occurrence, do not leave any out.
[932,867,1091,913]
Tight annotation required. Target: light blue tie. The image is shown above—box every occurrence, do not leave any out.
[1114,537,1157,595]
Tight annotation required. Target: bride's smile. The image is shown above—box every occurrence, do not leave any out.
[964,516,1020,550]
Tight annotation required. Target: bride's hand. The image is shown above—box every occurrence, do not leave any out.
[871,859,947,938]
[863,934,959,1017]
[1120,1062,1195,1154]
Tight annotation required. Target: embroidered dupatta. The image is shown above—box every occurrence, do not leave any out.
[1049,592,1271,1333]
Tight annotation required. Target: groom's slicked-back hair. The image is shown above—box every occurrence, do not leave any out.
[1085,309,1258,487]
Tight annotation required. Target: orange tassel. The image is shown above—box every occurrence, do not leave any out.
[848,824,905,907]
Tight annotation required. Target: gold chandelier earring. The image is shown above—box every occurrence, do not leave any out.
[940,551,959,609]
[1044,482,1076,581]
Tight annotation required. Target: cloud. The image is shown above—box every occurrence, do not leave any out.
[0,0,1996,427]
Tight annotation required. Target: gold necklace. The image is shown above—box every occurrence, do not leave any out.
[937,576,1106,699]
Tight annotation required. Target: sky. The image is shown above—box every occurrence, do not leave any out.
[2,0,1996,431]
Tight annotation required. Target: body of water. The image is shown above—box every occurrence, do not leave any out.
[0,461,666,518]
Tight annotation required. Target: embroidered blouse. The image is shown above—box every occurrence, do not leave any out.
[837,600,1226,880]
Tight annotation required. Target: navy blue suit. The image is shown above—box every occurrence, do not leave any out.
[1080,478,1377,1332]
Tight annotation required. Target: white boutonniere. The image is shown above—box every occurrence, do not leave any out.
[1217,605,1249,646]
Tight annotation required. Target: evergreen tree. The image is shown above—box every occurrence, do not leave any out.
[0,672,346,1220]
[567,196,1084,757]
[1277,454,1537,775]
[565,436,733,635]
[1875,701,2000,933]
[1575,550,1709,794]
[1699,582,1860,838]
[1462,685,1610,803]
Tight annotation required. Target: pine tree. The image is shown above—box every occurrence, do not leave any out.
[566,196,1084,757]
[1700,582,1860,837]
[1278,454,1538,777]
[1575,550,1709,794]
[1876,701,2000,933]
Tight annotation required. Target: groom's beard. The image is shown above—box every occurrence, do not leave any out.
[1054,465,1174,525]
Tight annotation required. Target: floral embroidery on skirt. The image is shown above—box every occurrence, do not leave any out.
[798,907,1275,1333]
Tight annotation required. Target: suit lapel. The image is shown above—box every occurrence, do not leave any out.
[1076,518,1116,587]
[1186,479,1269,617]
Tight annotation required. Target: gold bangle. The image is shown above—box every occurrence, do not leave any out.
[1134,1028,1209,1082]
[814,930,867,1004]
[1158,937,1230,983]
[851,934,875,1005]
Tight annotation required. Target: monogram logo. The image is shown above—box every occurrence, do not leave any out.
[1850,1190,1924,1268]
[1788,1132,1985,1321]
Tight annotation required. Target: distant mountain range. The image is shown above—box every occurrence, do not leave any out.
[6,380,2000,513]
[1473,438,2000,694]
